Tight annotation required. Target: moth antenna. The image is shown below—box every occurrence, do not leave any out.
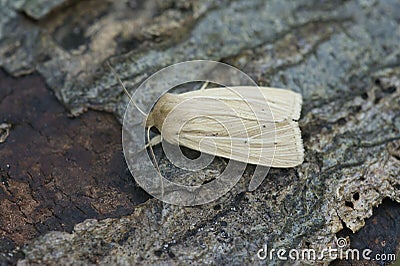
[147,126,164,199]
[199,80,209,91]
[107,61,147,117]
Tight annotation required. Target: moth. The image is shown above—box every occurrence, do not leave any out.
[109,64,304,190]
[146,86,304,168]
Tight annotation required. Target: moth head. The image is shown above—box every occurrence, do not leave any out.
[146,93,181,131]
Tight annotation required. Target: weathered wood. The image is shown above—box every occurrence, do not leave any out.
[0,70,149,264]
[0,0,399,264]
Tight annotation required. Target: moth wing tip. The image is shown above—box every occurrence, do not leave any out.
[293,122,305,165]
[292,92,303,120]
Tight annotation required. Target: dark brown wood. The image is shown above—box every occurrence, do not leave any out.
[0,70,150,264]
[333,198,400,265]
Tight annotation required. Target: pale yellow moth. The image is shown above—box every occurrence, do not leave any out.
[145,86,304,168]
[109,63,304,190]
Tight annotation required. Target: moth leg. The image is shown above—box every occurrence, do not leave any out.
[146,134,162,148]
[139,132,162,153]
[146,126,164,198]
[146,126,161,164]
[199,80,209,91]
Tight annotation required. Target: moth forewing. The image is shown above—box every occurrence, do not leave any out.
[151,86,304,169]
[267,120,304,167]
[174,119,303,168]
[178,86,302,122]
